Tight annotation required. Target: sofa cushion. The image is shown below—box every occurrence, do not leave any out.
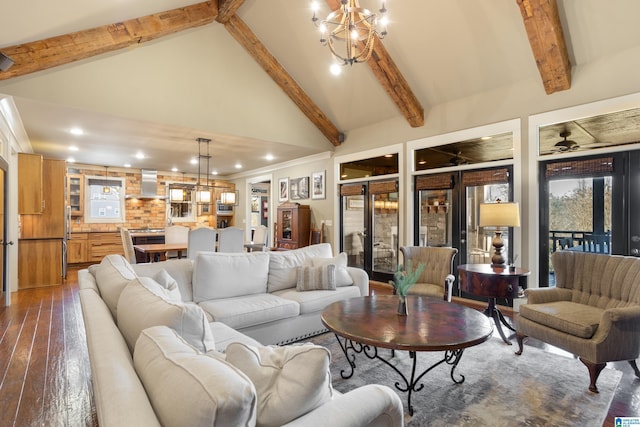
[296,264,336,291]
[267,243,334,293]
[134,326,257,427]
[274,286,362,314]
[311,252,354,287]
[519,301,604,339]
[92,254,137,319]
[225,342,333,427]
[132,259,194,302]
[198,294,299,330]
[209,321,263,352]
[117,277,215,353]
[193,252,269,302]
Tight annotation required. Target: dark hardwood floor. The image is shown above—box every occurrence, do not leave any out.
[0,272,637,427]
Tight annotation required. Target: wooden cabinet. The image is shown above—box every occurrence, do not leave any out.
[67,173,84,217]
[88,232,124,262]
[68,233,88,264]
[276,202,310,249]
[20,159,66,239]
[18,239,63,288]
[18,153,43,214]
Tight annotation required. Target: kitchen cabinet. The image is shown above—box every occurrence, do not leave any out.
[67,173,84,217]
[88,232,124,262]
[20,159,65,239]
[68,233,88,264]
[18,153,43,214]
[276,202,310,249]
[18,239,63,288]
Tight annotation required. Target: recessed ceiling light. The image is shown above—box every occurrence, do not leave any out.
[211,170,218,175]
[190,157,198,165]
[481,136,492,140]
[70,127,83,136]
[330,63,342,76]
[136,151,145,159]
[66,157,75,163]
[265,154,274,161]
[384,154,393,158]
[171,167,178,172]
[418,160,426,165]
[124,163,131,168]
[235,163,242,169]
[69,146,79,151]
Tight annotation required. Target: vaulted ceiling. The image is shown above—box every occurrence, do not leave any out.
[0,0,638,175]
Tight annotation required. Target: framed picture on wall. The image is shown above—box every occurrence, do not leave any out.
[290,176,309,200]
[311,170,326,200]
[278,178,289,202]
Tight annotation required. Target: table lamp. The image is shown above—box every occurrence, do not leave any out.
[479,200,520,267]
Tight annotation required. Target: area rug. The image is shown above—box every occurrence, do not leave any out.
[308,332,622,427]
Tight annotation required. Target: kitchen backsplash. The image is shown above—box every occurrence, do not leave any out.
[68,167,232,233]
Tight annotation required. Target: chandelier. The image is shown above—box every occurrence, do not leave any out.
[312,0,388,70]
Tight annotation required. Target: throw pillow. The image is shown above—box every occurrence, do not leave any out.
[117,277,215,353]
[296,264,336,291]
[93,254,137,319]
[225,342,333,427]
[267,243,334,292]
[134,326,257,427]
[311,252,354,287]
[153,269,182,301]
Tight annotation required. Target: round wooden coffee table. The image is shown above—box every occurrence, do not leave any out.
[321,295,493,415]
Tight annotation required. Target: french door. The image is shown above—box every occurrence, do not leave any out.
[414,166,514,298]
[539,151,640,287]
[340,179,399,282]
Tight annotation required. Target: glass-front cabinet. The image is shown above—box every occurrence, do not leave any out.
[66,173,84,217]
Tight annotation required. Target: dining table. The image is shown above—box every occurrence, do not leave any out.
[133,243,188,262]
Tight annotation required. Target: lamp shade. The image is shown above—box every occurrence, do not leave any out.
[220,191,236,205]
[479,202,520,227]
[196,188,211,203]
[170,188,184,202]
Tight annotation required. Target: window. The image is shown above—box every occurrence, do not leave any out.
[167,183,196,223]
[84,176,126,223]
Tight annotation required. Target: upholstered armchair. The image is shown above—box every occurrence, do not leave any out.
[399,246,458,301]
[516,251,640,392]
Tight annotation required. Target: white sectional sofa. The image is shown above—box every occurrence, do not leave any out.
[78,244,404,427]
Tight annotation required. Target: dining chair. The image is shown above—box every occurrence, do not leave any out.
[164,225,189,259]
[218,227,245,253]
[120,227,137,264]
[188,227,217,260]
[251,225,269,248]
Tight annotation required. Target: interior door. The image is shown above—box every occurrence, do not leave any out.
[0,158,9,306]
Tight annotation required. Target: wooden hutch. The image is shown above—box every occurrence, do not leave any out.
[276,202,310,249]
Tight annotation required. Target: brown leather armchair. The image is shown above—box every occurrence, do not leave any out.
[516,251,640,392]
[399,246,458,301]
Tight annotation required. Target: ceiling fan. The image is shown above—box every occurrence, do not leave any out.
[448,151,469,166]
[554,131,579,152]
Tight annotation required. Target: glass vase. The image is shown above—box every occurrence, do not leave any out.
[397,294,408,316]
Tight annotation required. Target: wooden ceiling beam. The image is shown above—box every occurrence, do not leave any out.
[516,0,571,94]
[324,0,424,128]
[0,1,218,81]
[216,0,246,24]
[224,14,344,146]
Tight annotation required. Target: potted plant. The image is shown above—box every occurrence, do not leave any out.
[389,261,425,315]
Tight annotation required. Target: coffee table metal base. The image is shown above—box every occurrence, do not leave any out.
[333,334,465,416]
